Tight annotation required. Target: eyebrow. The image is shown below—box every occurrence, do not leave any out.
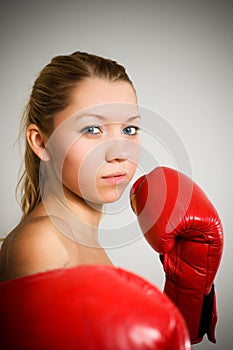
[75,113,141,122]
[127,115,141,121]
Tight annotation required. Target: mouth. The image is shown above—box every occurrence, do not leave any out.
[102,172,127,185]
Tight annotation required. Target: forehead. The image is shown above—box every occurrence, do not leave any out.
[72,78,137,106]
[54,78,138,127]
[75,104,140,123]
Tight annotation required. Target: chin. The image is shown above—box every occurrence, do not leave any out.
[103,191,126,204]
[82,182,129,206]
[83,191,122,207]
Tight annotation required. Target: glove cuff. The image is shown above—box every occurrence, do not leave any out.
[164,278,217,344]
[198,284,217,343]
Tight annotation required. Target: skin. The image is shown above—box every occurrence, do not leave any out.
[0,78,140,281]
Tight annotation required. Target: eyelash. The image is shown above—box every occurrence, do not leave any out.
[82,126,101,135]
[122,126,140,135]
[81,125,140,136]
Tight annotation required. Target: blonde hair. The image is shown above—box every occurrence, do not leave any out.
[17,51,134,219]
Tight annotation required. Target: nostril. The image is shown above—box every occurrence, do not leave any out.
[107,156,128,163]
[106,149,129,163]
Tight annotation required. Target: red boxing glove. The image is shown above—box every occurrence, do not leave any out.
[0,265,190,350]
[130,166,223,344]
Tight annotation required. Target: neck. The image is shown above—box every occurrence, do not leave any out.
[64,189,104,228]
[42,184,104,247]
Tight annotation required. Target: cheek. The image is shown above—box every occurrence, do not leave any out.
[62,142,105,199]
[128,139,141,178]
[62,146,84,190]
[128,160,138,179]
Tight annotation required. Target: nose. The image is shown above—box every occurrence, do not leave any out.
[105,140,129,163]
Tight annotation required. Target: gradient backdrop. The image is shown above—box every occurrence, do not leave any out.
[1,0,232,349]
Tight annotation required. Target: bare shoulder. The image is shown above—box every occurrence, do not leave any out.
[0,216,69,281]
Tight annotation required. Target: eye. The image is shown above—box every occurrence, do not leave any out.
[82,126,102,135]
[122,126,139,136]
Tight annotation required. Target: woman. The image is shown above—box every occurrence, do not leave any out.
[0,52,191,350]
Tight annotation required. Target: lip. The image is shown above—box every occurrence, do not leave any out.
[102,172,127,185]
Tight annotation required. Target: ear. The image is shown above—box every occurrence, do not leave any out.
[26,124,51,161]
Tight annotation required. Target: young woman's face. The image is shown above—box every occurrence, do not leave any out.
[50,78,140,205]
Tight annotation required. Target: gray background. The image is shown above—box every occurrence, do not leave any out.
[1,0,232,348]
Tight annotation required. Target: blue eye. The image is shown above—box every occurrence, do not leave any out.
[82,126,102,135]
[122,126,139,135]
